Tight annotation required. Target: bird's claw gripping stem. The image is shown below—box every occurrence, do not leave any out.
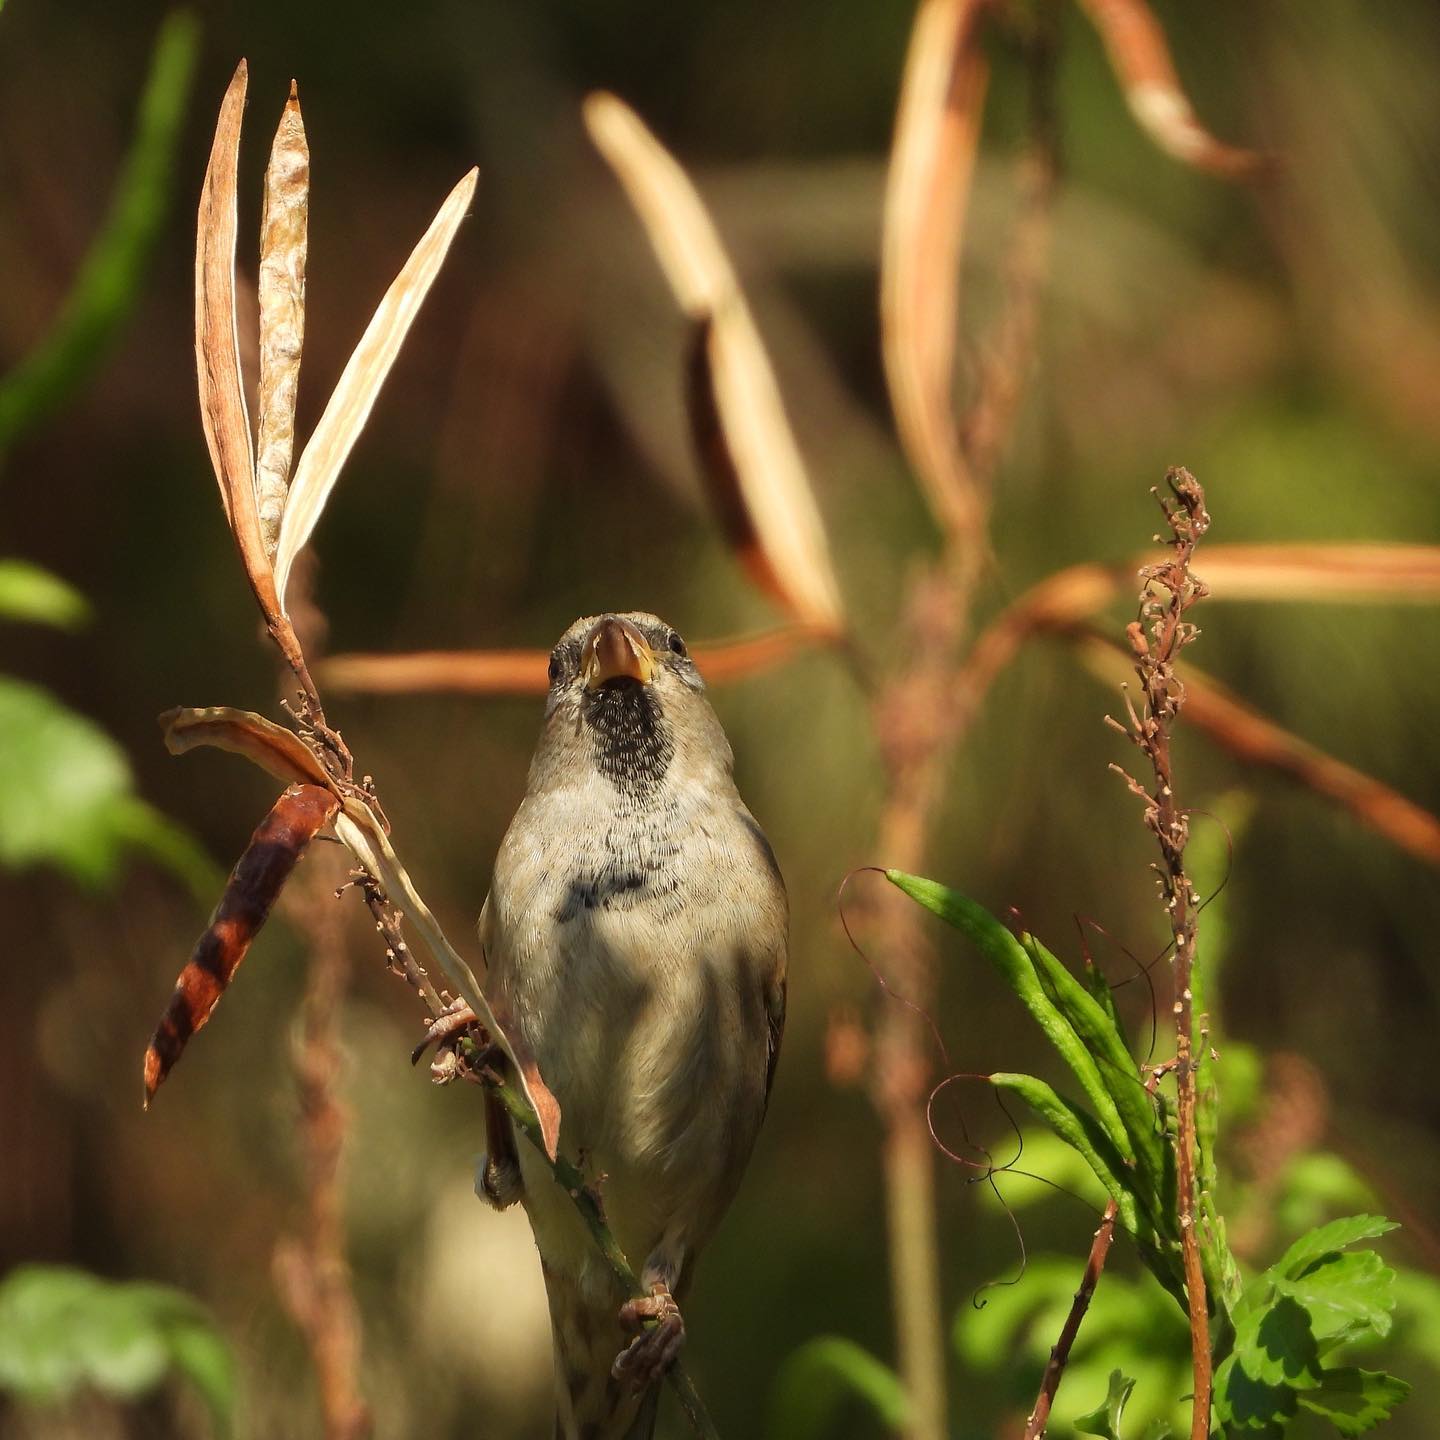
[612,1282,685,1391]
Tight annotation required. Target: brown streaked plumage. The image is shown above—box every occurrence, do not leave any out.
[478,612,788,1440]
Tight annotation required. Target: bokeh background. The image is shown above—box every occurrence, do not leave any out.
[3,1,1439,1436]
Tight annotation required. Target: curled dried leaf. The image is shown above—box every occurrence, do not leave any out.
[274,167,480,613]
[256,81,310,554]
[584,91,845,639]
[143,783,338,1103]
[160,705,332,788]
[333,798,562,1158]
[881,0,991,545]
[1077,0,1267,180]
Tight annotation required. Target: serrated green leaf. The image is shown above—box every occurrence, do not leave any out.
[0,560,91,629]
[1296,1367,1409,1436]
[765,1336,909,1440]
[1272,1216,1397,1282]
[1075,1368,1136,1438]
[1137,1422,1173,1439]
[1277,1249,1396,1344]
[166,1320,236,1436]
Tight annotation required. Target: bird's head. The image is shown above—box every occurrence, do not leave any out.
[532,611,731,799]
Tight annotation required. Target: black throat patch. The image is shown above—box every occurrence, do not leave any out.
[581,680,674,796]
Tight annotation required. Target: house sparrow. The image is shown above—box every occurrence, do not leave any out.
[477,612,788,1439]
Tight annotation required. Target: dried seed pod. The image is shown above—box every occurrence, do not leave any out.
[143,783,338,1103]
[256,81,310,554]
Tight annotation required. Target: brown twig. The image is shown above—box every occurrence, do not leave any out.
[274,846,371,1440]
[1022,1201,1119,1440]
[1109,467,1212,1440]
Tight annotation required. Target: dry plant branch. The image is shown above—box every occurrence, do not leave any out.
[1108,467,1212,1440]
[146,65,722,1440]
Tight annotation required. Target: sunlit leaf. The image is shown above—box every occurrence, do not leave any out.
[274,167,479,611]
[1075,1367,1135,1439]
[1296,1367,1409,1437]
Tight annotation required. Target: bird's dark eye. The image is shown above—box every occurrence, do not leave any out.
[547,653,564,685]
[667,631,688,657]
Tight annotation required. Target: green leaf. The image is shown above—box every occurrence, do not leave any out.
[885,873,1137,1172]
[0,11,199,457]
[1137,1423,1174,1439]
[1271,1216,1398,1284]
[0,560,91,629]
[1296,1367,1410,1437]
[1075,1368,1135,1438]
[766,1336,909,1440]
[0,1266,233,1430]
[0,675,134,882]
[1277,1249,1396,1345]
[0,677,217,897]
[990,1073,1143,1238]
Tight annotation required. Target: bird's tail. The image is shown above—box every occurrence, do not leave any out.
[545,1270,659,1440]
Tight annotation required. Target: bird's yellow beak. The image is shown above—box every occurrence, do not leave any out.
[582,616,656,689]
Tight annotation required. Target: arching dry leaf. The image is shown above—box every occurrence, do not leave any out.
[583,92,846,638]
[880,0,990,545]
[160,706,332,788]
[1077,0,1266,180]
[196,61,278,620]
[334,798,562,1158]
[256,81,309,555]
[1076,633,1440,868]
[274,167,480,612]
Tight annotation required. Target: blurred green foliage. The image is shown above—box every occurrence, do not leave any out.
[0,1265,234,1434]
[0,11,198,460]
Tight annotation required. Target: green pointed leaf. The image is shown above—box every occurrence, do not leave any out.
[0,560,91,629]
[1075,1368,1135,1438]
[1137,1423,1173,1440]
[885,873,1136,1170]
[1296,1367,1409,1437]
[765,1336,909,1440]
[990,1073,1143,1238]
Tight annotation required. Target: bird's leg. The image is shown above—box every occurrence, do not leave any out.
[409,995,479,1066]
[612,1253,686,1391]
[477,1087,524,1210]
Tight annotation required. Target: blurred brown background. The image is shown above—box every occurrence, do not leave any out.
[2,0,1439,1436]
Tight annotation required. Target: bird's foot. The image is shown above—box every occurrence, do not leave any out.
[612,1282,685,1391]
[411,996,484,1071]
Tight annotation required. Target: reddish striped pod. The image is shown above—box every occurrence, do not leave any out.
[143,782,338,1104]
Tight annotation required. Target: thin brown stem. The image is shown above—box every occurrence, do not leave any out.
[1022,1201,1119,1440]
[1112,468,1212,1439]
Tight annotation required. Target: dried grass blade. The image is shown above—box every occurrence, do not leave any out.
[1199,544,1440,602]
[196,60,282,623]
[1075,633,1440,868]
[583,92,845,638]
[274,167,480,612]
[256,80,309,555]
[880,0,990,545]
[160,705,332,788]
[1076,0,1266,179]
[333,798,563,1157]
